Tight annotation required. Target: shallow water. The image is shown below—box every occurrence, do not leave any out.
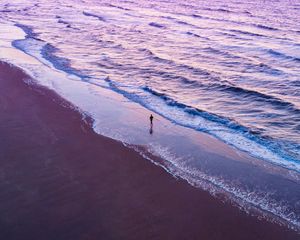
[0,0,300,231]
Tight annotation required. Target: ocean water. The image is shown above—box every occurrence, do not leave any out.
[0,0,300,230]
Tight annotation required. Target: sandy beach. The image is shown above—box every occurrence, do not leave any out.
[0,60,299,239]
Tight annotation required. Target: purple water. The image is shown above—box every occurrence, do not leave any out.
[0,0,299,231]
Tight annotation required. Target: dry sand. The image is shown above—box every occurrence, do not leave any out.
[0,61,298,239]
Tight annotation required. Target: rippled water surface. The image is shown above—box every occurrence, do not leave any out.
[0,0,300,230]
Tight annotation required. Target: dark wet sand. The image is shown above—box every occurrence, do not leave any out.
[0,61,298,239]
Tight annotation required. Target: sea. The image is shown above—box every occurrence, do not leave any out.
[0,0,299,231]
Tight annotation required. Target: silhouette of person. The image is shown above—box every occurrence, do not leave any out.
[149,114,154,134]
[150,114,154,125]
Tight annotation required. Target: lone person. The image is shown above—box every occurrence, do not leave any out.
[150,114,154,125]
[149,114,154,134]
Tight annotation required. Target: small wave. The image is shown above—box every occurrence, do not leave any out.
[160,16,195,27]
[57,19,74,29]
[22,7,31,12]
[160,16,176,20]
[107,3,130,11]
[290,80,300,87]
[230,29,265,37]
[0,9,12,13]
[257,63,284,75]
[176,20,192,26]
[186,31,201,38]
[203,7,234,13]
[15,23,38,39]
[267,49,300,62]
[137,47,214,78]
[40,44,74,74]
[202,47,240,60]
[191,13,242,25]
[152,55,174,64]
[214,83,299,112]
[149,22,165,28]
[58,19,69,25]
[83,11,106,22]
[191,14,203,19]
[147,70,204,88]
[254,24,278,31]
[138,48,174,65]
[138,47,154,56]
[14,23,85,79]
[219,31,251,40]
[241,62,284,76]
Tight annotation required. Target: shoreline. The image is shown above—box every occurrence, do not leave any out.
[1,22,299,230]
[0,61,299,239]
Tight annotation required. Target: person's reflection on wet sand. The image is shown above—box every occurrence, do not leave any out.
[149,124,153,134]
[149,114,154,134]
